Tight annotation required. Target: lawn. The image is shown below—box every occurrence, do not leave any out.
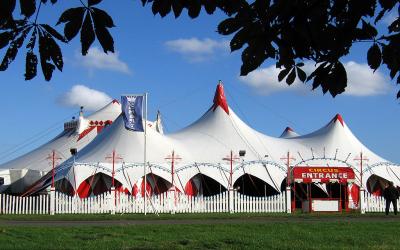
[0,213,399,249]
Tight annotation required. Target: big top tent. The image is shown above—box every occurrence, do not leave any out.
[23,82,400,202]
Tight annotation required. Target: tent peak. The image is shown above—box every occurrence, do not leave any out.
[280,126,299,138]
[285,127,293,132]
[212,81,229,115]
[332,113,344,127]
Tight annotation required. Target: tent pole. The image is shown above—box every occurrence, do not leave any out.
[144,93,147,215]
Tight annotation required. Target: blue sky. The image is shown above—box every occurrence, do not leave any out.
[0,1,399,164]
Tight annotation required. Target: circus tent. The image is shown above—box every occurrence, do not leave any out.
[23,82,400,199]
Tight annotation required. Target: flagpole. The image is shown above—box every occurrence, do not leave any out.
[144,92,148,215]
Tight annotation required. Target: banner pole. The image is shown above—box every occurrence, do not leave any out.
[144,93,148,215]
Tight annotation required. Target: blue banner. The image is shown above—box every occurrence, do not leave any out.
[121,95,144,132]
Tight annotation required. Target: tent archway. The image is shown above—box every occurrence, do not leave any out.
[232,161,286,193]
[366,174,390,196]
[76,173,126,198]
[185,173,227,196]
[234,174,279,197]
[55,178,74,196]
[132,173,172,197]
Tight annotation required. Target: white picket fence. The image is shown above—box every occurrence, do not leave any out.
[0,191,286,215]
[363,192,400,213]
[0,194,49,214]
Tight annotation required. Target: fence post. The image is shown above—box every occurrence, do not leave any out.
[168,189,175,214]
[50,187,55,215]
[110,187,116,215]
[360,187,365,214]
[229,188,234,213]
[286,187,291,214]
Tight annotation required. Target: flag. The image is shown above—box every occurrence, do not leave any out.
[121,95,144,132]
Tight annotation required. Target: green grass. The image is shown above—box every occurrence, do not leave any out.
[0,211,386,221]
[0,220,399,249]
[0,212,288,221]
[0,213,399,249]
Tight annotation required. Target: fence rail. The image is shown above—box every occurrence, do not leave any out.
[0,190,286,215]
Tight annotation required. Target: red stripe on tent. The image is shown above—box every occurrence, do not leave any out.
[77,126,96,141]
[76,180,91,198]
[350,184,360,207]
[184,179,198,196]
[96,126,104,133]
[141,179,152,197]
[132,184,138,197]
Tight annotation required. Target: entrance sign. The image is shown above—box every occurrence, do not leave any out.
[293,167,355,183]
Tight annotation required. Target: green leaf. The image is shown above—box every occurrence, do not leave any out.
[203,0,217,14]
[188,0,201,18]
[172,0,184,18]
[26,28,37,50]
[25,51,38,80]
[286,68,296,85]
[57,7,85,25]
[218,18,242,35]
[278,67,290,82]
[367,43,382,71]
[361,20,378,38]
[93,23,114,53]
[88,0,102,6]
[92,8,115,28]
[297,67,306,82]
[240,44,269,76]
[20,0,36,18]
[46,35,63,70]
[39,31,55,81]
[0,26,31,71]
[40,24,67,43]
[230,27,248,52]
[329,62,347,97]
[0,32,12,49]
[80,13,95,55]
[62,8,85,41]
[0,0,16,21]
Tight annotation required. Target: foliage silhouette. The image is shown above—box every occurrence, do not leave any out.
[0,0,399,99]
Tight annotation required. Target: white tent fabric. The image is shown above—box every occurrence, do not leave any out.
[30,83,399,196]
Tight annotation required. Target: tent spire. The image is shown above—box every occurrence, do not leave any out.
[285,127,293,132]
[212,80,229,115]
[332,114,344,127]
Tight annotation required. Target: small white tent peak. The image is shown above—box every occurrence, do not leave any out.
[280,127,299,138]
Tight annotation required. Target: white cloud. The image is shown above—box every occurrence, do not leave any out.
[77,47,131,74]
[165,38,229,62]
[239,61,391,96]
[58,85,112,111]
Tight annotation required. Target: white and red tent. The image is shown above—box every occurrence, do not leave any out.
[23,82,400,199]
